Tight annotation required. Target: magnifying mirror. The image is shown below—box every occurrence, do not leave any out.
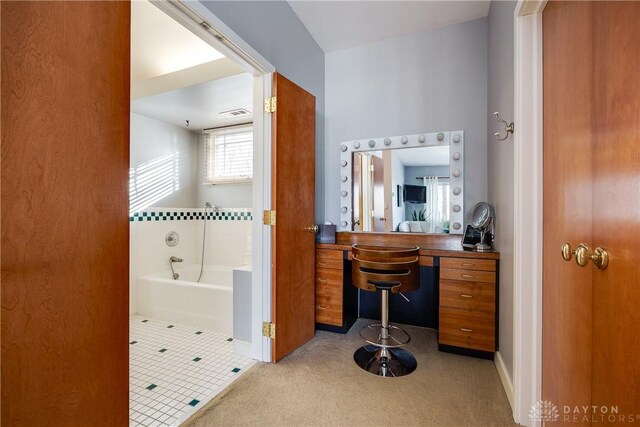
[470,202,494,252]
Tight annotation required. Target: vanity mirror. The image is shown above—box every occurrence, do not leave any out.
[338,131,464,234]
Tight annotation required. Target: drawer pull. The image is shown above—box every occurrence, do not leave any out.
[317,278,327,283]
[461,274,474,278]
[318,251,327,256]
[316,305,327,310]
[460,328,473,332]
[460,294,473,298]
[461,263,474,266]
[317,262,327,266]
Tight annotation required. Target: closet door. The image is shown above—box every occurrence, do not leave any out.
[1,1,130,425]
[542,1,594,419]
[543,1,640,422]
[591,1,640,416]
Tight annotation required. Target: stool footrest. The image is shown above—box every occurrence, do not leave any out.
[359,323,411,348]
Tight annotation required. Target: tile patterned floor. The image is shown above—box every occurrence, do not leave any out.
[129,315,254,426]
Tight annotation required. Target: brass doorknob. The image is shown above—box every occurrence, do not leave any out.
[305,224,319,233]
[561,242,586,261]
[561,243,574,261]
[575,244,609,269]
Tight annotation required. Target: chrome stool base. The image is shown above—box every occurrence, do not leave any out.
[353,345,417,377]
[360,323,411,348]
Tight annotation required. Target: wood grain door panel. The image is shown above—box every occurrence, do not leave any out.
[591,1,640,415]
[1,2,130,425]
[271,73,316,362]
[542,1,595,417]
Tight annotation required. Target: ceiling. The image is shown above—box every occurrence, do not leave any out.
[288,1,491,52]
[131,0,244,98]
[393,146,450,167]
[131,73,253,131]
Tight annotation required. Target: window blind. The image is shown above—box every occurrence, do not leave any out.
[204,125,253,184]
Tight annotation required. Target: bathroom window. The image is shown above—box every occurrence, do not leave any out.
[204,125,253,184]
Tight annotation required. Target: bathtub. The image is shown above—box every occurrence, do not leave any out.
[137,264,235,335]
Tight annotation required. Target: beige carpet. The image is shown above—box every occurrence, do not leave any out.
[185,320,516,427]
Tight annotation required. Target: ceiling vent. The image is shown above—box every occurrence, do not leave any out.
[219,108,252,118]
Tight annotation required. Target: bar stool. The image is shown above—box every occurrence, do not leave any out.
[351,244,420,377]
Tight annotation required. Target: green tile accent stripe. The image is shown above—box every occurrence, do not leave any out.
[231,368,241,373]
[188,399,200,407]
[226,338,233,342]
[195,331,203,335]
[193,357,202,362]
[159,348,167,353]
[146,384,157,390]
[129,341,137,345]
[129,210,252,222]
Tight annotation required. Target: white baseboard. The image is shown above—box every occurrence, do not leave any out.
[495,350,514,410]
[233,339,252,358]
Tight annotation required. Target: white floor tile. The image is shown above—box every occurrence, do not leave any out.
[129,315,254,426]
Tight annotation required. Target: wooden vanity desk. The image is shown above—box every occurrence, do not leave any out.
[315,232,500,359]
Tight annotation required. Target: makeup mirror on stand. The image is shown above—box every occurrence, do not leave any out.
[470,202,494,252]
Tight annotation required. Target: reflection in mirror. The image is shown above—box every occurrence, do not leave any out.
[352,146,451,233]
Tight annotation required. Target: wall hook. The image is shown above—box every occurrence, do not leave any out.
[493,112,514,141]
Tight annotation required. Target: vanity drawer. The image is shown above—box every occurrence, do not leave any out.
[439,306,495,352]
[316,249,344,260]
[440,268,495,284]
[440,280,495,313]
[315,256,343,270]
[316,267,343,284]
[315,291,342,326]
[440,257,496,272]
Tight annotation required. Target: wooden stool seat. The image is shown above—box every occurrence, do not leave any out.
[351,244,420,377]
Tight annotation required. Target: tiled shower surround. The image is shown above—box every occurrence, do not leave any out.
[129,207,252,314]
[129,315,254,426]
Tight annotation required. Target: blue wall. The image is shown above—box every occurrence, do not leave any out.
[487,0,516,386]
[324,18,489,225]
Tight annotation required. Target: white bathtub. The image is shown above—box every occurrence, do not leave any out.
[137,264,235,335]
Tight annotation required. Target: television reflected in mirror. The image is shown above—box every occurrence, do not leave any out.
[352,146,452,234]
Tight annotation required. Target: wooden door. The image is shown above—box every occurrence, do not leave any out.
[542,1,595,417]
[271,73,316,362]
[1,2,130,426]
[543,0,640,421]
[591,1,640,416]
[371,155,385,232]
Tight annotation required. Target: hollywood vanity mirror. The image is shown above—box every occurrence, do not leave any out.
[338,131,464,234]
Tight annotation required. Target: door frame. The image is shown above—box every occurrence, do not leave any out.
[513,0,546,425]
[153,0,276,362]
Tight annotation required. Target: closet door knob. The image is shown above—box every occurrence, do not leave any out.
[575,244,590,267]
[575,244,609,270]
[561,243,574,261]
[591,247,609,270]
[305,225,319,233]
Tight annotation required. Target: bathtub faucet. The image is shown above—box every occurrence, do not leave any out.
[170,256,183,280]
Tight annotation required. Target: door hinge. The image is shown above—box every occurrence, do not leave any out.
[370,210,375,218]
[263,210,276,226]
[264,96,276,113]
[262,321,275,339]
[369,164,375,172]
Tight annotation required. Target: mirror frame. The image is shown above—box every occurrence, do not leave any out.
[338,130,465,234]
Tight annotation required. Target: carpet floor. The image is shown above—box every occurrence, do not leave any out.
[184,320,516,427]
